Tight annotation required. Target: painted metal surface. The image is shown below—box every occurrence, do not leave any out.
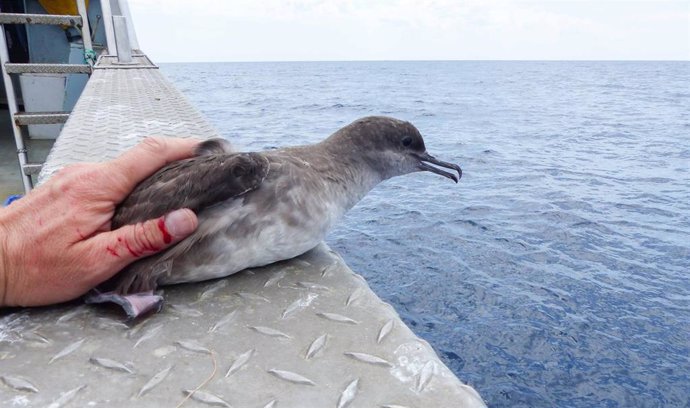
[2,56,485,407]
[13,111,69,125]
[18,74,67,139]
[0,13,81,26]
[93,54,156,69]
[4,63,91,74]
[112,15,133,64]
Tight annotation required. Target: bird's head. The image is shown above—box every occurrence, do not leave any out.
[329,116,462,182]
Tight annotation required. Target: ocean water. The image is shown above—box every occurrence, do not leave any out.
[160,61,690,408]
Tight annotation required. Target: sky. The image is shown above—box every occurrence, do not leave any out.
[127,0,690,62]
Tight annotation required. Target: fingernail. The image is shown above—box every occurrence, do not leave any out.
[164,209,197,238]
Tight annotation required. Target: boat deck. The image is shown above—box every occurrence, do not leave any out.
[0,54,485,407]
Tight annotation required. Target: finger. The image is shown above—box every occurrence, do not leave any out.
[106,137,199,197]
[91,208,198,271]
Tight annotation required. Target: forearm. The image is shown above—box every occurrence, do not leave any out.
[0,191,43,307]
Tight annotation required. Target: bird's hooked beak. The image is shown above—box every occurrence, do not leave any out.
[416,152,462,183]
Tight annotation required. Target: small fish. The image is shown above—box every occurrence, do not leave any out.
[137,365,173,398]
[0,375,38,393]
[225,349,255,377]
[248,326,291,339]
[262,400,277,408]
[268,369,315,386]
[316,312,359,324]
[305,334,327,360]
[47,384,87,408]
[49,338,85,364]
[89,357,134,374]
[183,390,232,407]
[175,339,211,354]
[337,378,359,408]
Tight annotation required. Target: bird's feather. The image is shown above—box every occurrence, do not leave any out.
[112,152,269,228]
[194,138,234,156]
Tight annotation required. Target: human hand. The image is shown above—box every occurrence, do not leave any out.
[0,137,200,307]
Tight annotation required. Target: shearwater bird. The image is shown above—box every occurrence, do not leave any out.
[88,116,462,318]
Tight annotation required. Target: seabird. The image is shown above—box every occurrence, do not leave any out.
[88,116,462,318]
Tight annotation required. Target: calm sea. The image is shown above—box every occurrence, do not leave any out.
[161,61,689,408]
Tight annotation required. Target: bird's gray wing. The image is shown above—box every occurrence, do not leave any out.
[112,151,269,229]
[97,151,269,300]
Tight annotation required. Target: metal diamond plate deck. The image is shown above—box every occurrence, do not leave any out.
[5,58,485,407]
[1,245,484,407]
[38,67,219,183]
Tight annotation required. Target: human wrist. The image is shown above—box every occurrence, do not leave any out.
[0,212,10,307]
[0,205,32,307]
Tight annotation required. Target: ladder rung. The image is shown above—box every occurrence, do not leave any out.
[4,63,91,74]
[22,163,43,176]
[14,111,70,125]
[0,13,82,26]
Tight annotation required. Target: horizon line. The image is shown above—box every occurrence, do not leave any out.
[156,58,690,64]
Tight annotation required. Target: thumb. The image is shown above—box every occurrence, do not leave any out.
[98,208,198,268]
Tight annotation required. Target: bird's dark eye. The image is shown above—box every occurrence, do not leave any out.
[233,166,246,178]
[401,136,412,147]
